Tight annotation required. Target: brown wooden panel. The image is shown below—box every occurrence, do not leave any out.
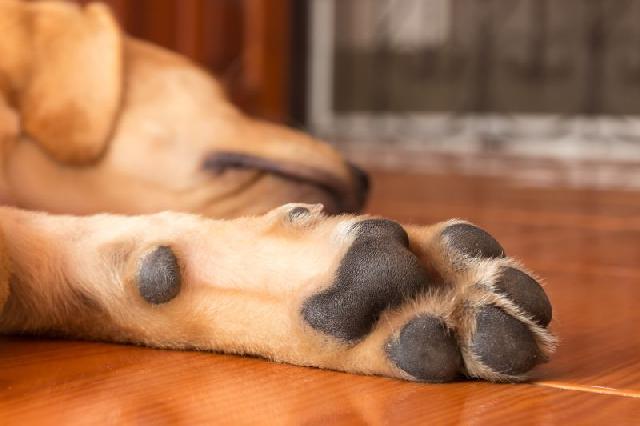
[243,0,291,122]
[73,0,292,122]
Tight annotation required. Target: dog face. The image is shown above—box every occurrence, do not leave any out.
[0,0,367,217]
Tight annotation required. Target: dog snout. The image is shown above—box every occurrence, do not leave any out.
[202,152,368,214]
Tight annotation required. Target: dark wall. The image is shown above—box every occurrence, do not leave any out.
[333,0,640,116]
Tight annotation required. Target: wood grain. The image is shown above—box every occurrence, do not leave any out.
[2,169,640,424]
[1,338,639,426]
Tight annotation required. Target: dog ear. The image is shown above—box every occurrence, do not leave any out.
[18,1,122,164]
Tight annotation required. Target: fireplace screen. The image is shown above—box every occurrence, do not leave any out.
[308,0,640,160]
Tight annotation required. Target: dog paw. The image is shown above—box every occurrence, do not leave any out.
[300,218,555,382]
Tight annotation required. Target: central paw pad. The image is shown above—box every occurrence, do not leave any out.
[302,219,430,341]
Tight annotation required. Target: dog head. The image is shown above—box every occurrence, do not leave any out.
[0,0,368,217]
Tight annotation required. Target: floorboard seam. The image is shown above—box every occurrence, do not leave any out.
[535,381,640,399]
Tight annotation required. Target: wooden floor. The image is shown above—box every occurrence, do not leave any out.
[2,169,640,425]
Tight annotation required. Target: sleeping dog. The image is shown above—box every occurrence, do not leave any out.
[0,0,555,382]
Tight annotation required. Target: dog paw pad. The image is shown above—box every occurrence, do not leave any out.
[302,219,429,341]
[354,219,410,246]
[137,246,181,304]
[494,267,552,326]
[471,306,542,375]
[442,223,505,259]
[386,315,461,382]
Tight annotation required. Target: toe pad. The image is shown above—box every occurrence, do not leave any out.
[494,267,552,326]
[471,306,542,376]
[386,315,462,382]
[442,223,505,259]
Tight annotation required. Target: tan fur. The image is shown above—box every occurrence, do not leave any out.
[0,206,355,363]
[0,0,121,164]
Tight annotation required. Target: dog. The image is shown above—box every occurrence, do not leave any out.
[0,0,555,382]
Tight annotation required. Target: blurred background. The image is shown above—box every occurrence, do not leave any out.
[73,0,640,188]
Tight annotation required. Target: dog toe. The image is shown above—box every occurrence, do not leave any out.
[470,305,543,376]
[441,223,505,259]
[386,315,462,382]
[493,267,552,327]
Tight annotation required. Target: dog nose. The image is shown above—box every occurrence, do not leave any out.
[348,162,370,211]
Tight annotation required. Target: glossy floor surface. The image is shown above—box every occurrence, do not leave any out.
[2,169,640,425]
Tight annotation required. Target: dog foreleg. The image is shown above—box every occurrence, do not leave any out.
[0,205,554,382]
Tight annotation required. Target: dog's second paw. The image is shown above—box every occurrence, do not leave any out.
[298,218,555,382]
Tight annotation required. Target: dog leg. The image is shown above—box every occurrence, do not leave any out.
[0,205,555,382]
